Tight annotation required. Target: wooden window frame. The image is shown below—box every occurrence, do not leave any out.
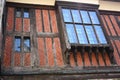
[14,36,31,53]
[56,1,114,64]
[62,9,108,45]
[15,7,30,18]
[13,7,31,53]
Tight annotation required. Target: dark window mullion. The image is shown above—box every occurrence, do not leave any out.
[21,8,24,32]
[70,9,79,44]
[79,10,89,44]
[21,36,24,53]
[41,9,45,32]
[88,10,100,44]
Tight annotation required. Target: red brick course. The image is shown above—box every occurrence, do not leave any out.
[23,19,30,32]
[101,15,110,36]
[49,10,58,33]
[6,7,14,32]
[104,53,111,66]
[76,52,83,66]
[98,52,105,66]
[84,52,91,66]
[38,38,46,67]
[24,53,31,66]
[91,52,98,66]
[111,40,120,66]
[15,18,22,32]
[104,15,117,36]
[35,9,43,32]
[54,38,64,67]
[110,15,120,36]
[3,36,13,67]
[43,10,51,32]
[45,38,55,67]
[69,52,76,67]
[14,53,21,66]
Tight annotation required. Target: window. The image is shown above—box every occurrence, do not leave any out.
[16,8,21,17]
[14,36,31,52]
[23,37,30,52]
[24,8,29,18]
[14,37,21,52]
[62,9,107,45]
[16,8,30,18]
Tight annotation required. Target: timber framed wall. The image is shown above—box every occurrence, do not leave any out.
[1,0,120,79]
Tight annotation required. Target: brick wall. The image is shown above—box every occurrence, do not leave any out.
[101,14,120,66]
[2,7,64,71]
[1,4,120,79]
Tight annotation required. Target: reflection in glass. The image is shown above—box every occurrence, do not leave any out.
[71,10,82,23]
[89,11,100,24]
[80,10,91,24]
[75,25,88,44]
[16,8,21,17]
[94,26,107,44]
[24,37,30,52]
[85,25,98,44]
[66,24,77,43]
[15,37,21,52]
[62,9,72,22]
[24,9,29,18]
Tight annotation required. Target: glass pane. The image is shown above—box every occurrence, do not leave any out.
[24,9,29,18]
[80,10,91,24]
[75,24,88,44]
[89,11,100,24]
[16,8,21,17]
[15,37,21,52]
[24,37,30,52]
[66,24,78,43]
[62,9,72,22]
[94,26,107,44]
[85,25,98,44]
[71,10,82,23]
